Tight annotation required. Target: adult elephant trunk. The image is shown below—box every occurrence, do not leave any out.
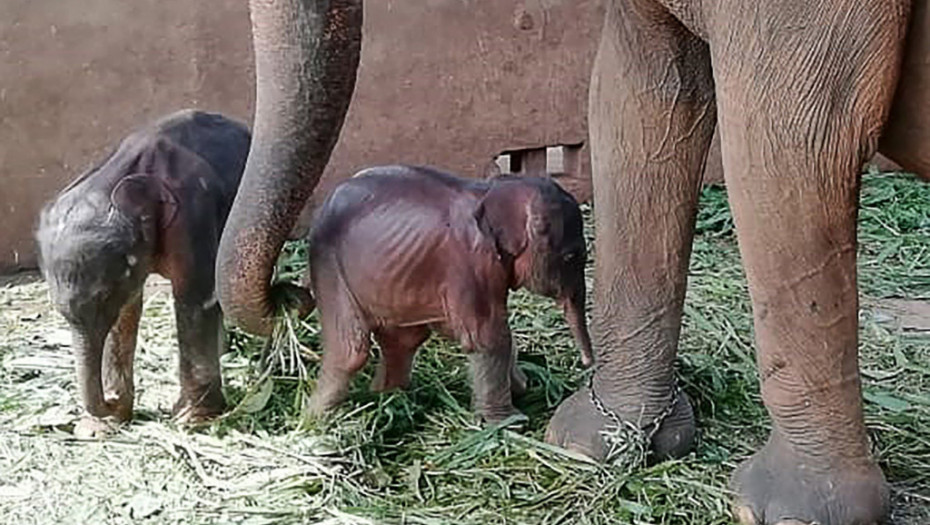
[561,286,593,368]
[216,0,363,336]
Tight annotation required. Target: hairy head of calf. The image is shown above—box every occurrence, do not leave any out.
[36,182,150,337]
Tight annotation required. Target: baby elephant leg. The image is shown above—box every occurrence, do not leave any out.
[307,280,370,415]
[72,294,143,438]
[173,299,226,422]
[468,320,523,423]
[371,326,429,392]
[101,293,143,421]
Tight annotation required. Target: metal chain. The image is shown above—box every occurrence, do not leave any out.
[587,372,682,469]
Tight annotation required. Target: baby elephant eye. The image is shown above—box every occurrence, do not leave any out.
[563,252,575,262]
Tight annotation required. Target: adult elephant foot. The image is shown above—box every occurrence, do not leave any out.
[545,385,695,461]
[731,434,888,525]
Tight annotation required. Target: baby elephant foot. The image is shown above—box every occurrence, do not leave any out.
[370,363,411,393]
[472,390,525,426]
[545,386,695,461]
[172,388,226,424]
[73,414,120,439]
[370,373,401,393]
[102,392,134,422]
[477,406,528,430]
[732,435,889,525]
[307,366,359,417]
[305,386,349,418]
[472,382,525,426]
[74,396,133,438]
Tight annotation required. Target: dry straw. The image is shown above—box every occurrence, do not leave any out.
[1,175,928,523]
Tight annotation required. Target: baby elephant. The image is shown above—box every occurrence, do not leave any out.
[307,165,593,422]
[36,109,250,436]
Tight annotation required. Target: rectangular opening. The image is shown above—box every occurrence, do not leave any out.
[493,142,584,177]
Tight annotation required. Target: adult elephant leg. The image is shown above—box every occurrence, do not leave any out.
[546,0,716,461]
[708,2,908,523]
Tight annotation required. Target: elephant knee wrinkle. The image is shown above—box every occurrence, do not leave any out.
[760,355,789,382]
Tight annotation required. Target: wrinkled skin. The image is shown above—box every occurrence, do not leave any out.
[218,1,930,524]
[304,165,592,421]
[215,0,362,336]
[37,110,250,435]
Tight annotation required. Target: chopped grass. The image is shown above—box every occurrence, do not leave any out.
[2,172,928,523]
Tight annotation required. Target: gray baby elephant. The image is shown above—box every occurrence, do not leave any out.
[36,109,250,437]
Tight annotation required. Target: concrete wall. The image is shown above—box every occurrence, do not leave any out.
[0,0,254,272]
[294,0,611,232]
[2,0,612,272]
[0,0,895,273]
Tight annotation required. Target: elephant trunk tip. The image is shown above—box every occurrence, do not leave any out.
[215,231,275,337]
[580,349,594,369]
[216,246,316,338]
[271,282,316,320]
[560,293,594,369]
[216,282,273,338]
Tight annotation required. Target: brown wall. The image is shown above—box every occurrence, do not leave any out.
[313,0,604,216]
[0,0,895,273]
[1,0,609,272]
[0,0,254,272]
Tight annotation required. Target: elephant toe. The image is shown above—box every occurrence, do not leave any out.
[731,436,888,525]
[545,388,608,461]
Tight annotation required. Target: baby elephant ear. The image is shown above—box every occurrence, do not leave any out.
[475,185,530,258]
[110,174,179,229]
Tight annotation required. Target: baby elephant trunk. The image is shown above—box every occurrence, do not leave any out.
[561,286,593,368]
[70,326,110,417]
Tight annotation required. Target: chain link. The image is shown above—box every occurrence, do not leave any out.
[588,372,682,469]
